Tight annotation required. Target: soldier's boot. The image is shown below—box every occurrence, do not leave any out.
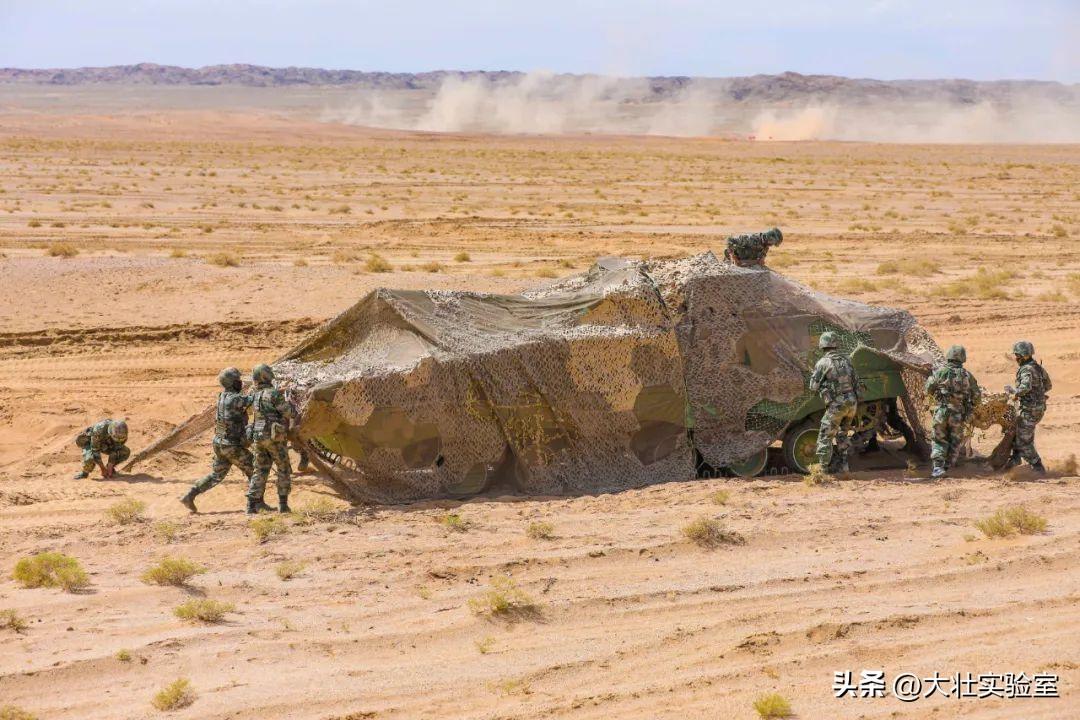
[297,455,310,472]
[278,495,291,514]
[1031,461,1047,474]
[179,488,200,513]
[1005,452,1022,470]
[246,497,260,516]
[931,464,947,479]
[254,496,277,513]
[73,471,89,480]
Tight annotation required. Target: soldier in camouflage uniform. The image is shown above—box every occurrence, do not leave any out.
[73,419,129,479]
[247,363,296,515]
[808,331,860,473]
[1005,340,1050,473]
[924,345,981,478]
[723,227,783,267]
[179,367,262,513]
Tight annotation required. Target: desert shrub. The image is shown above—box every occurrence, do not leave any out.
[116,649,132,662]
[275,560,306,581]
[153,520,180,544]
[140,557,206,586]
[294,496,341,524]
[975,505,1047,538]
[931,268,1017,300]
[681,516,745,548]
[1066,273,1080,297]
[249,515,288,543]
[1,609,28,633]
[205,252,239,267]
[468,575,537,618]
[711,490,730,505]
[46,242,78,258]
[151,678,195,711]
[454,251,471,262]
[332,248,361,263]
[365,253,393,273]
[174,599,235,624]
[329,204,351,214]
[1051,223,1068,238]
[105,497,146,525]
[420,261,443,273]
[13,552,89,592]
[440,513,471,532]
[876,258,939,276]
[27,219,41,228]
[753,692,793,719]
[168,248,186,258]
[474,636,496,654]
[0,706,38,720]
[293,257,308,267]
[535,267,558,278]
[525,521,554,540]
[837,278,878,293]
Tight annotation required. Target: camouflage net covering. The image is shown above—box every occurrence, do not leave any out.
[130,252,944,503]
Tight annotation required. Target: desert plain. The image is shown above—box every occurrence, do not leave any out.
[0,97,1079,719]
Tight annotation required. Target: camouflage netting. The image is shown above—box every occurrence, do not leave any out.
[129,252,944,503]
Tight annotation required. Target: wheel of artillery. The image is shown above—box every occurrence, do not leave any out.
[725,448,768,478]
[782,419,819,475]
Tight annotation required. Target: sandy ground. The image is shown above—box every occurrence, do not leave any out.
[0,109,1078,719]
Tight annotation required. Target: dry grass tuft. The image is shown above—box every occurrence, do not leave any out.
[46,242,78,258]
[753,692,793,719]
[440,513,472,532]
[332,248,361,264]
[0,706,39,720]
[293,496,342,524]
[249,515,288,543]
[153,520,181,544]
[681,516,746,548]
[931,268,1017,300]
[365,253,393,273]
[168,248,186,258]
[205,252,239,267]
[420,261,443,273]
[140,556,206,586]
[454,251,472,262]
[116,649,133,662]
[105,497,146,525]
[468,575,539,618]
[1,609,28,633]
[293,257,308,267]
[535,267,558,278]
[12,552,89,592]
[275,560,306,581]
[876,258,939,277]
[525,521,555,540]
[174,599,235,624]
[151,678,195,711]
[975,505,1047,538]
[710,489,731,505]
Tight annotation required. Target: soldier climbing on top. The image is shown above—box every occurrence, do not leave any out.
[724,227,783,267]
[1004,340,1050,474]
[73,418,129,479]
[809,331,860,473]
[246,363,296,515]
[925,345,981,478]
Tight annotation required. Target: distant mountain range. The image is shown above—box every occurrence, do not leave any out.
[1,64,1076,105]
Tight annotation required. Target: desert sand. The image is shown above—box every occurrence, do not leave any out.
[0,107,1078,719]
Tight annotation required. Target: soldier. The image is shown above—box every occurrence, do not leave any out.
[178,367,264,513]
[808,331,860,473]
[924,345,981,478]
[724,227,783,267]
[73,419,129,479]
[247,363,295,515]
[1004,340,1050,473]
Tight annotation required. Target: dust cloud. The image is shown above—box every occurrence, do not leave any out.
[327,71,1080,143]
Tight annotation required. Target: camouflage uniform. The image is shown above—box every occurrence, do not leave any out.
[809,335,860,472]
[77,419,130,477]
[247,367,295,511]
[924,348,980,475]
[193,391,253,493]
[724,227,783,267]
[1010,355,1051,468]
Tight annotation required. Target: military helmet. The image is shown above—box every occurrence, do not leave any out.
[109,419,128,442]
[945,345,967,364]
[218,366,242,389]
[765,227,783,246]
[818,331,840,350]
[252,363,275,384]
[1012,340,1034,358]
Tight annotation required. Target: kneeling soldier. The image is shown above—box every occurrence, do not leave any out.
[74,419,129,479]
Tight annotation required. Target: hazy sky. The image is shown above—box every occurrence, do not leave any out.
[2,0,1077,82]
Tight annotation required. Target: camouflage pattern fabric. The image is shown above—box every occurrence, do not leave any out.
[194,440,255,493]
[248,437,291,499]
[723,228,781,267]
[924,362,980,469]
[809,350,860,468]
[1011,360,1050,466]
[214,389,251,446]
[79,419,130,474]
[250,385,293,441]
